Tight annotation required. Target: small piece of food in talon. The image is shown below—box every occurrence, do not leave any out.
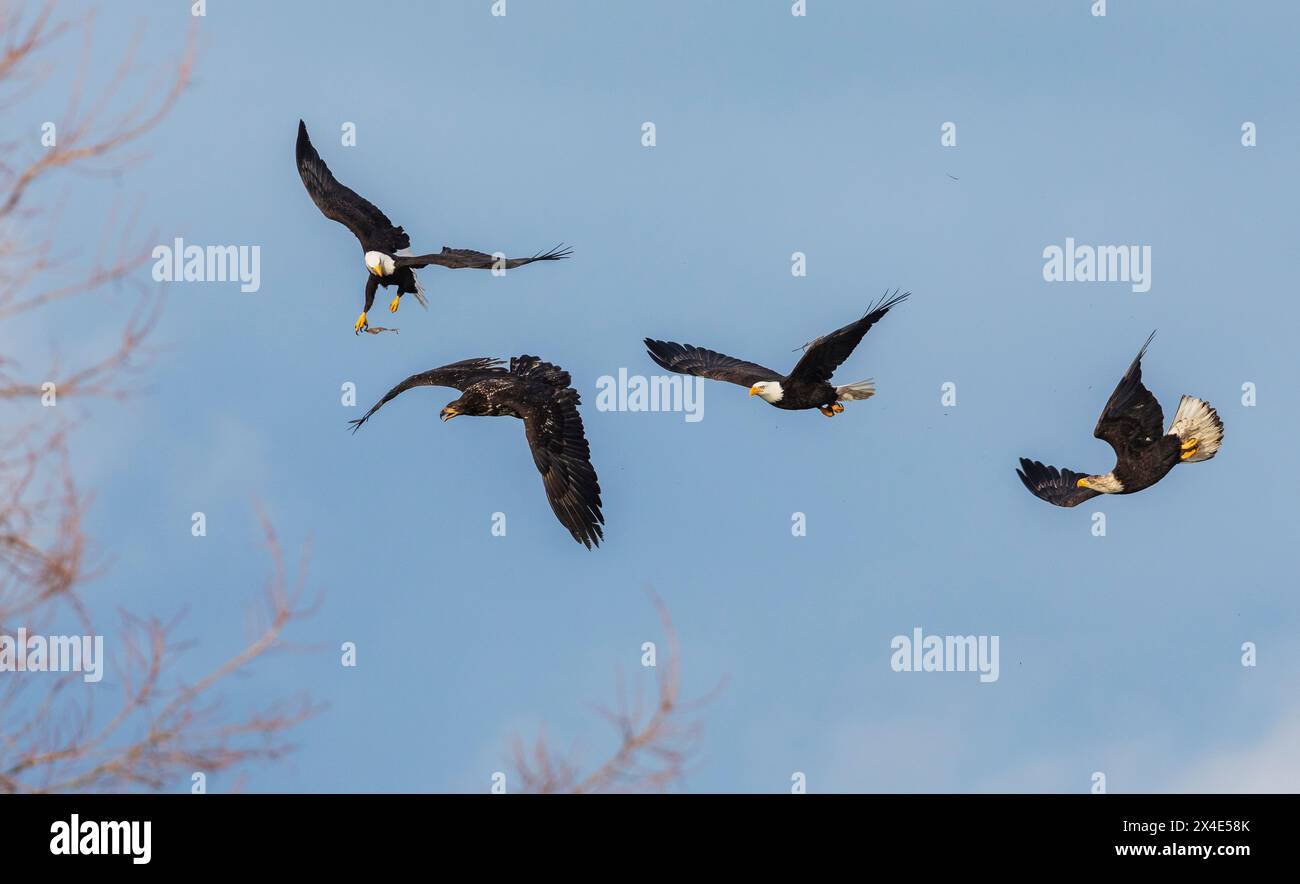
[389,295,401,313]
[297,120,569,337]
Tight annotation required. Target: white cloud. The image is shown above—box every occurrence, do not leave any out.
[1166,711,1300,793]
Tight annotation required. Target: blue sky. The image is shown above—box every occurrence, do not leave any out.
[7,0,1300,792]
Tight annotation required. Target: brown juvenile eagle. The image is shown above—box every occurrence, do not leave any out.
[349,356,603,548]
[644,290,909,417]
[1017,333,1223,507]
[295,120,571,334]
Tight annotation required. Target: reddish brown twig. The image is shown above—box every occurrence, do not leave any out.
[511,591,724,794]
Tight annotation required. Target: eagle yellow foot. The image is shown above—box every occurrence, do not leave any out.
[819,406,836,417]
[1180,437,1199,460]
[354,312,368,334]
[389,295,401,314]
[1181,445,1199,460]
[1181,437,1198,450]
[831,403,844,413]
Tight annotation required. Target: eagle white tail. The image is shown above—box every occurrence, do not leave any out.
[410,271,429,308]
[835,379,876,401]
[1168,395,1222,463]
[396,248,430,308]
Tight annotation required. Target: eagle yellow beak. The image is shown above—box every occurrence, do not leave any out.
[440,406,459,422]
[749,385,761,397]
[367,264,380,276]
[1076,478,1090,489]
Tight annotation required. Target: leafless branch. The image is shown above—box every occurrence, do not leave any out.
[0,2,316,794]
[511,592,723,794]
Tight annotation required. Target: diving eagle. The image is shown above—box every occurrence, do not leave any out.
[644,290,909,417]
[349,356,604,548]
[1017,333,1223,507]
[295,120,571,334]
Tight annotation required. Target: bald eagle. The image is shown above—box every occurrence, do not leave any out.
[1017,333,1223,507]
[644,290,909,417]
[348,356,603,548]
[295,120,571,334]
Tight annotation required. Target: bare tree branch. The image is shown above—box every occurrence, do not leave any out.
[511,591,724,794]
[0,1,316,794]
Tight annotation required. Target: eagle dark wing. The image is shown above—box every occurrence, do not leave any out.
[394,244,572,271]
[296,120,410,255]
[510,357,603,549]
[1016,458,1101,508]
[1093,332,1164,458]
[348,358,507,432]
[787,290,909,386]
[643,339,783,388]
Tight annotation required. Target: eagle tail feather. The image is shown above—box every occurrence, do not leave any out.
[1168,395,1223,463]
[410,270,429,308]
[835,378,876,401]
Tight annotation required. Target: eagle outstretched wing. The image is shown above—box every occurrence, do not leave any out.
[387,243,566,271]
[1093,332,1164,458]
[394,244,572,271]
[512,357,604,549]
[643,339,783,388]
[788,290,909,386]
[1016,458,1101,508]
[347,358,507,432]
[296,120,410,256]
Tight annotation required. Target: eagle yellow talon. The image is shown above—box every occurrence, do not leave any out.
[819,406,836,417]
[831,403,844,413]
[1181,437,1198,451]
[354,312,368,334]
[1181,446,1199,460]
[389,295,401,314]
